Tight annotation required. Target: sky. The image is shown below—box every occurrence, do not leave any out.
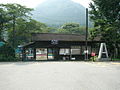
[0,0,92,8]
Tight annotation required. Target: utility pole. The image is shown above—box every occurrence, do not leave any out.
[13,15,15,48]
[85,8,88,60]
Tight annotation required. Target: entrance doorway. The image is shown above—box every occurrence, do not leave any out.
[47,48,54,60]
[47,48,60,60]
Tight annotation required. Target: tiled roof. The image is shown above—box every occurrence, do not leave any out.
[31,33,101,41]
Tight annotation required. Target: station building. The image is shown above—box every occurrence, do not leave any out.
[22,33,102,61]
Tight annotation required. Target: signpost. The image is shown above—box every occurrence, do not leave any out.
[97,43,110,61]
[91,52,96,57]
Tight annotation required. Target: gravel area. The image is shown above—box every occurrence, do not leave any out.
[0,61,120,90]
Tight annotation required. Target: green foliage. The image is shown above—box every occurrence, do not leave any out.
[0,42,19,61]
[8,18,30,47]
[0,3,33,19]
[57,23,86,34]
[0,42,15,57]
[0,3,33,48]
[27,19,48,33]
[111,58,120,61]
[0,7,8,40]
[89,0,120,58]
[89,0,120,38]
[0,55,19,62]
[8,18,51,47]
[0,3,55,48]
[90,56,98,62]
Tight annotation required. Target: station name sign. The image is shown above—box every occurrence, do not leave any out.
[51,40,58,45]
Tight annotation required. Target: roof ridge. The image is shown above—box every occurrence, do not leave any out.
[32,33,84,36]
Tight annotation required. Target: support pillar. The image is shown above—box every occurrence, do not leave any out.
[80,46,82,54]
[91,45,93,54]
[69,47,72,60]
[47,48,48,60]
[33,48,36,60]
[22,48,26,61]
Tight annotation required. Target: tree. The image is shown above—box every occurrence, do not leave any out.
[57,23,86,34]
[8,18,29,47]
[89,0,120,58]
[0,3,33,48]
[0,8,10,41]
[26,19,47,33]
[8,18,50,47]
[0,3,52,48]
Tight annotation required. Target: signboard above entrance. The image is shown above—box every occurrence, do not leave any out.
[51,40,58,45]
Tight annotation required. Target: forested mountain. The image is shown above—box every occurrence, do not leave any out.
[32,0,87,27]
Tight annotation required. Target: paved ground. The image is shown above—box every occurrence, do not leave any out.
[0,61,120,90]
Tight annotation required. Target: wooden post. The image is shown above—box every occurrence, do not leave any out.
[91,45,92,54]
[33,48,36,60]
[69,47,71,60]
[79,47,81,54]
[22,48,26,61]
[47,48,48,60]
[81,45,82,54]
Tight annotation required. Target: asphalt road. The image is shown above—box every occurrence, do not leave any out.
[0,61,120,90]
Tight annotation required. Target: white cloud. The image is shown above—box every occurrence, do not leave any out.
[0,0,45,8]
[72,0,92,8]
[0,0,91,8]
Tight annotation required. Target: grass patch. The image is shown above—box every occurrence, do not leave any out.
[112,58,120,61]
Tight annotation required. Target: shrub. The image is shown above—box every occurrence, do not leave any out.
[0,42,18,61]
[90,56,98,62]
[0,55,19,62]
[0,43,15,57]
